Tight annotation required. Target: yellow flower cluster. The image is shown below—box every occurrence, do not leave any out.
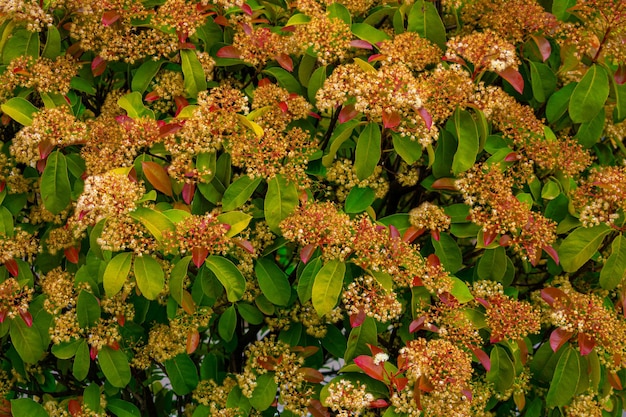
[342,275,403,323]
[294,14,353,65]
[572,166,626,227]
[0,229,39,264]
[324,379,374,416]
[378,32,442,71]
[408,202,451,234]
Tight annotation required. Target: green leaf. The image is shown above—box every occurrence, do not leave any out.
[546,345,581,407]
[129,207,175,242]
[432,233,463,273]
[345,186,375,213]
[51,338,83,359]
[307,66,327,105]
[392,132,422,164]
[1,97,39,126]
[327,2,352,24]
[486,346,515,394]
[181,49,207,97]
[165,354,199,395]
[117,91,155,119]
[449,277,473,303]
[205,255,246,302]
[546,82,576,123]
[406,0,447,49]
[322,119,360,167]
[169,256,192,306]
[10,316,44,363]
[107,399,142,417]
[0,206,13,237]
[575,107,605,148]
[298,53,316,87]
[73,340,90,381]
[133,255,165,300]
[98,345,131,388]
[312,259,345,317]
[613,77,626,123]
[195,151,216,183]
[42,26,61,59]
[40,151,71,215]
[103,252,133,297]
[218,305,237,341]
[10,399,48,417]
[236,303,264,325]
[217,211,252,237]
[351,23,390,44]
[477,247,507,282]
[131,59,164,93]
[432,129,456,178]
[222,176,262,212]
[344,316,377,363]
[450,108,479,175]
[569,65,609,123]
[529,61,557,103]
[2,28,39,64]
[265,174,299,234]
[250,372,278,411]
[262,67,304,95]
[298,258,322,303]
[600,234,626,290]
[558,225,612,272]
[355,123,381,180]
[255,257,292,306]
[77,290,101,328]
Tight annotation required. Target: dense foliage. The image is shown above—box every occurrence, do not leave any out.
[1,0,626,416]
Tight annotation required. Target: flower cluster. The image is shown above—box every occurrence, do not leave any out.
[0,229,39,265]
[294,13,353,65]
[323,379,374,416]
[377,32,442,71]
[572,166,626,227]
[0,278,33,322]
[408,202,451,236]
[483,293,541,342]
[342,275,403,323]
[162,212,232,257]
[446,30,519,74]
[0,55,78,100]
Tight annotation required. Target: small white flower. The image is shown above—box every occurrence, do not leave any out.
[373,352,389,365]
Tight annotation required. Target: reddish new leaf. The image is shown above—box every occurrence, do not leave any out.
[275,53,293,72]
[214,15,229,26]
[431,177,457,191]
[307,399,330,417]
[430,229,440,241]
[541,287,568,307]
[497,67,524,94]
[338,104,359,123]
[64,246,80,264]
[39,139,55,160]
[298,367,324,383]
[174,96,189,116]
[368,53,384,62]
[4,259,18,277]
[91,56,107,77]
[350,307,366,328]
[90,345,98,360]
[241,3,253,15]
[144,91,160,102]
[102,11,121,26]
[427,253,441,269]
[182,182,195,205]
[609,372,623,390]
[530,35,552,61]
[142,161,173,196]
[409,316,426,333]
[417,375,434,392]
[182,290,196,315]
[0,182,5,193]
[483,229,498,246]
[549,327,573,352]
[543,245,560,265]
[417,107,433,130]
[354,355,385,381]
[578,332,596,356]
[517,339,529,365]
[117,314,125,326]
[350,39,373,49]
[68,399,82,417]
[186,330,200,354]
[300,243,316,264]
[472,347,491,371]
[192,247,209,268]
[159,122,183,137]
[615,64,626,85]
[403,226,425,243]
[19,309,33,327]
[217,46,242,59]
[233,238,255,254]
[370,399,389,408]
[382,110,401,129]
[504,152,521,162]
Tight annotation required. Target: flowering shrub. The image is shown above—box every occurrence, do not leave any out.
[1,0,626,416]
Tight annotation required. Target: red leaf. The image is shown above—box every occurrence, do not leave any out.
[368,53,385,62]
[417,107,433,130]
[338,104,359,123]
[615,64,626,85]
[38,139,55,160]
[578,332,596,356]
[275,53,293,72]
[241,3,253,15]
[350,307,366,328]
[300,244,316,264]
[517,338,529,365]
[471,347,491,371]
[403,226,425,243]
[278,101,289,113]
[354,355,385,381]
[541,287,568,307]
[37,158,46,174]
[214,15,229,26]
[159,122,183,137]
[497,67,524,94]
[174,96,189,116]
[430,229,440,241]
[144,91,160,102]
[182,182,195,205]
[4,259,18,277]
[370,399,389,408]
[427,253,441,269]
[90,346,98,360]
[431,177,457,191]
[394,376,408,391]
[233,238,255,254]
[475,297,490,308]
[309,111,321,119]
[0,182,4,193]
[417,375,434,392]
[483,229,498,246]
[530,35,551,62]
[217,46,242,59]
[68,399,82,417]
[192,247,209,268]
[117,314,125,326]
[142,161,173,196]
[367,344,385,356]
[543,245,560,265]
[409,316,426,333]
[298,367,324,383]
[258,78,271,87]
[382,111,401,129]
[350,39,373,49]
[102,11,121,26]
[549,327,573,352]
[19,310,33,327]
[0,311,6,324]
[504,151,521,162]
[186,330,200,354]
[609,372,623,390]
[307,399,330,417]
[281,25,296,32]
[182,290,196,315]
[389,224,400,239]
[64,246,80,264]
[462,389,473,402]
[91,56,107,77]
[109,340,120,350]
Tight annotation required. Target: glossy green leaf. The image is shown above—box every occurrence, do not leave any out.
[129,207,175,242]
[344,316,377,363]
[600,234,626,290]
[558,225,612,272]
[195,151,216,183]
[529,61,557,103]
[249,373,277,411]
[351,23,390,44]
[255,257,292,306]
[103,252,132,298]
[77,290,101,328]
[73,340,90,381]
[205,255,246,302]
[312,260,345,317]
[327,2,351,24]
[345,186,375,213]
[217,211,252,237]
[131,59,164,93]
[169,256,192,306]
[406,0,447,49]
[546,82,576,123]
[218,305,237,341]
[477,247,507,282]
[449,277,474,303]
[265,174,299,234]
[432,233,463,273]
[98,345,131,388]
[298,257,322,303]
[569,65,609,123]
[42,26,61,59]
[222,176,262,212]
[117,92,155,119]
[10,399,48,417]
[236,303,264,325]
[546,345,580,407]
[262,67,304,95]
[51,338,83,359]
[392,132,422,164]
[450,108,479,175]
[322,119,360,167]
[0,206,13,237]
[355,123,381,180]
[2,28,39,64]
[133,255,165,300]
[40,151,71,215]
[106,399,142,417]
[1,97,39,127]
[10,316,44,363]
[575,107,605,148]
[307,65,327,105]
[165,354,199,395]
[613,77,626,123]
[487,346,515,394]
[181,49,207,97]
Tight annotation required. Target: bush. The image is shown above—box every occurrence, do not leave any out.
[1,0,626,416]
